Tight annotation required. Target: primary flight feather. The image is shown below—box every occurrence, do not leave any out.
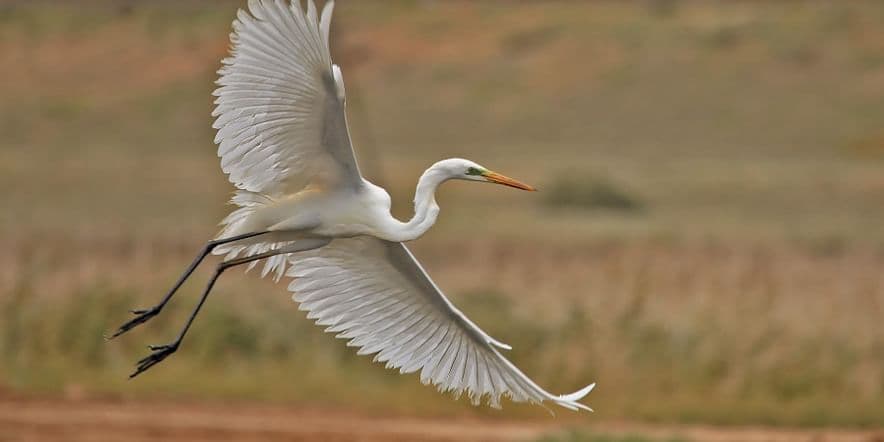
[109,0,594,412]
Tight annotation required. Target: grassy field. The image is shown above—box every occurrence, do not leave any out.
[1,0,884,430]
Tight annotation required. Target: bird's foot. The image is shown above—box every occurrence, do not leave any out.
[105,307,162,340]
[129,342,179,379]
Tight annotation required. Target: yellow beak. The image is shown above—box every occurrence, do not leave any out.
[482,171,537,191]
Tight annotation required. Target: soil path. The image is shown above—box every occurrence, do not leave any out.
[0,396,880,442]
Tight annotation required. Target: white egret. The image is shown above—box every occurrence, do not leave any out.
[110,0,594,411]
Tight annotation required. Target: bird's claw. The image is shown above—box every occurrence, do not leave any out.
[105,307,161,340]
[129,342,179,379]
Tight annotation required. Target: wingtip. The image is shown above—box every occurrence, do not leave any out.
[560,382,595,401]
[555,382,595,412]
[495,342,513,351]
[487,336,512,350]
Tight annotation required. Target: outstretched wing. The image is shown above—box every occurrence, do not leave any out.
[286,237,595,411]
[213,0,361,196]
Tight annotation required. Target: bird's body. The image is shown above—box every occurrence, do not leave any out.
[219,159,478,249]
[110,0,594,412]
[222,170,418,242]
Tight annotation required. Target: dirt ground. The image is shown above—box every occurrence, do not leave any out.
[0,396,880,442]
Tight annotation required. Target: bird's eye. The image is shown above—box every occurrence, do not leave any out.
[465,167,483,176]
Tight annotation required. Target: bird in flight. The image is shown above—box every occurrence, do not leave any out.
[109,0,593,411]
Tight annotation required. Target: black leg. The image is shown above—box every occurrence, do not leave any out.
[107,231,269,340]
[128,249,282,379]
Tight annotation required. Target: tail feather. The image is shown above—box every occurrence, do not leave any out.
[215,190,290,280]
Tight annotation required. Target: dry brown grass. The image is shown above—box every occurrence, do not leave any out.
[1,232,882,425]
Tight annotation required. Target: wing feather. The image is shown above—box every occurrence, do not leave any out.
[214,0,361,196]
[286,237,594,411]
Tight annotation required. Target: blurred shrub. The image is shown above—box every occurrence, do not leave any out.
[501,25,560,55]
[843,134,884,159]
[701,25,743,50]
[542,174,644,212]
[536,429,689,442]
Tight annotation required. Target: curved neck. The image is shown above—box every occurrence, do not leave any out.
[379,166,446,242]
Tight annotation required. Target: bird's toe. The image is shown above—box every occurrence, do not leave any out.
[129,342,179,378]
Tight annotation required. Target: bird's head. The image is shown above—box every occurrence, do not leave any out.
[435,158,536,191]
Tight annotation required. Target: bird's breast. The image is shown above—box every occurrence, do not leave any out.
[307,193,386,237]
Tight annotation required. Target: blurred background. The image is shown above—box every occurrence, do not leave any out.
[2,0,884,440]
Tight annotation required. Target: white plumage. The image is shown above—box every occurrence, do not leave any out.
[213,0,359,196]
[289,237,594,410]
[112,0,594,412]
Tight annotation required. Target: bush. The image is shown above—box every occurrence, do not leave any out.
[536,429,689,442]
[542,174,644,212]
